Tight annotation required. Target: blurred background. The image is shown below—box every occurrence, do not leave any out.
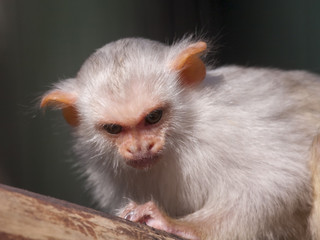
[1,0,319,208]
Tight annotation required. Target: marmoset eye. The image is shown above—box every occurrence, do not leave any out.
[103,124,123,134]
[145,109,163,124]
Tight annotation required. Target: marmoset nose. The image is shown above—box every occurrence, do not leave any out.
[121,140,161,159]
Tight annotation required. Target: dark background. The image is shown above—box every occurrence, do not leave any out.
[1,0,319,208]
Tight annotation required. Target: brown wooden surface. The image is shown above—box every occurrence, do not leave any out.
[0,184,182,240]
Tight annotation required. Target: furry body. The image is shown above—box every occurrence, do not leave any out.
[42,38,320,239]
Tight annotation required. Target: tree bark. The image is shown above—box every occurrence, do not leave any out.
[0,184,182,240]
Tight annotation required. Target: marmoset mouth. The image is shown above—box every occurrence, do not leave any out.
[125,155,160,169]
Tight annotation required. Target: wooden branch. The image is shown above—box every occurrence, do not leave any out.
[0,184,182,240]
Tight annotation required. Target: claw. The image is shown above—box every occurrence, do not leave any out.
[124,211,134,220]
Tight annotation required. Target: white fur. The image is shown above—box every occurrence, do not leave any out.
[46,38,320,239]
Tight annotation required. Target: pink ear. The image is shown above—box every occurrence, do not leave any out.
[40,90,79,126]
[171,41,207,86]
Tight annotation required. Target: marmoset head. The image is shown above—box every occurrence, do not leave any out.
[40,38,207,170]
